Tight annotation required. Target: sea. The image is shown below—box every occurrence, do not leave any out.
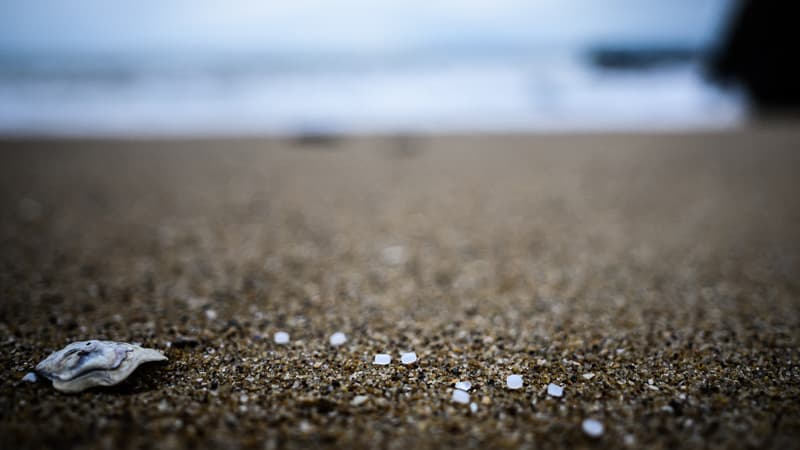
[0,47,744,136]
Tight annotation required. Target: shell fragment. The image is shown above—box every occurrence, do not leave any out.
[35,340,167,393]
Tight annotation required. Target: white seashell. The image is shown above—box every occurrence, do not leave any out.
[35,340,167,393]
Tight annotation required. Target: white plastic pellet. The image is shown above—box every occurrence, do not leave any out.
[22,372,37,383]
[582,419,604,438]
[329,332,347,347]
[400,352,418,364]
[381,245,406,266]
[373,354,391,365]
[451,389,470,404]
[547,383,564,398]
[274,331,290,344]
[506,374,523,389]
[455,381,471,391]
[351,395,369,406]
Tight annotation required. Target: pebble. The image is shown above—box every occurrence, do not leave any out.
[329,332,347,347]
[22,372,37,383]
[547,383,564,397]
[454,381,471,391]
[582,419,604,438]
[373,354,391,365]
[470,402,478,413]
[204,309,218,320]
[274,331,290,345]
[451,389,470,404]
[582,372,595,380]
[351,395,369,406]
[506,374,523,389]
[400,352,417,364]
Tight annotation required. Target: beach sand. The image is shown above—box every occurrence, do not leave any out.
[1,126,799,449]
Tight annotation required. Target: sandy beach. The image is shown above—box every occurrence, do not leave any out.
[1,126,799,449]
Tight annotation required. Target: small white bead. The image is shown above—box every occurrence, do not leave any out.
[373,354,391,365]
[400,352,417,364]
[329,332,347,346]
[351,395,369,406]
[547,383,564,398]
[22,372,37,383]
[274,331,290,344]
[506,374,523,389]
[451,389,470,404]
[381,245,406,266]
[582,419,604,438]
[455,381,471,391]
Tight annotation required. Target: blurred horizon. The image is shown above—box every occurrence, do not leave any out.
[0,0,744,136]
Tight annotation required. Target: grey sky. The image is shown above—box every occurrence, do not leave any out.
[0,0,735,53]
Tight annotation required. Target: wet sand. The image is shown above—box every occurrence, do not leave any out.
[1,127,799,449]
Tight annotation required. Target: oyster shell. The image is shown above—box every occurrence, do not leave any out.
[35,340,167,393]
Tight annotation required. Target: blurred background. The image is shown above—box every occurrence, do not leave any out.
[0,0,789,136]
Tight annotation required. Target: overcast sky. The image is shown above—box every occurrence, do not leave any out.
[0,0,735,53]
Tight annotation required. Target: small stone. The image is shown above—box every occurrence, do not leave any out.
[455,381,471,391]
[22,372,37,383]
[329,332,347,347]
[373,354,391,365]
[274,331,290,344]
[506,374,523,389]
[547,383,564,398]
[582,419,604,438]
[205,309,218,320]
[470,402,478,413]
[351,395,369,406]
[400,352,417,364]
[451,389,470,404]
[582,372,595,380]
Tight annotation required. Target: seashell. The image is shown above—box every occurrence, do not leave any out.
[35,340,167,393]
